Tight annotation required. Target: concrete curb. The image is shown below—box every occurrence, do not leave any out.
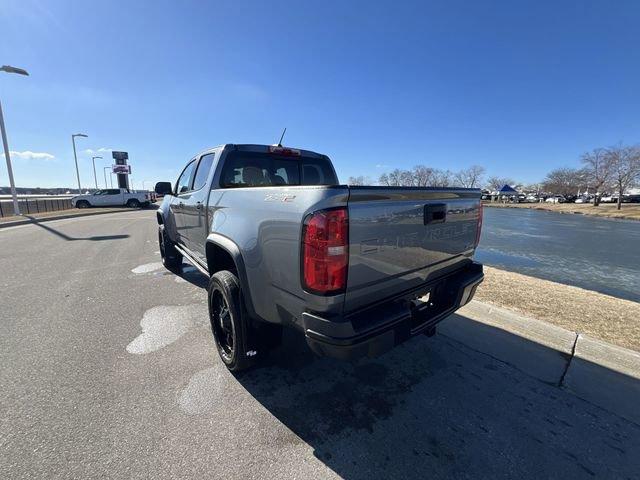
[0,208,138,229]
[563,334,640,425]
[441,300,640,425]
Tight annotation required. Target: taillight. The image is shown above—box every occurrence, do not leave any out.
[268,145,301,156]
[302,207,348,294]
[475,202,483,247]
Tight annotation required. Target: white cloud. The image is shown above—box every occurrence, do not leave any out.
[1,150,55,161]
[375,164,390,169]
[82,147,112,155]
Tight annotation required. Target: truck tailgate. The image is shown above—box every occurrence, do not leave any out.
[344,187,481,312]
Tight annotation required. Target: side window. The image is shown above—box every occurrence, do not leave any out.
[301,159,337,185]
[192,154,215,191]
[175,160,197,194]
[107,189,121,195]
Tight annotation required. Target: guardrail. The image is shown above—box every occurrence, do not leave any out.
[0,198,74,218]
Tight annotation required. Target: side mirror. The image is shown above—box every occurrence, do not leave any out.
[155,182,173,195]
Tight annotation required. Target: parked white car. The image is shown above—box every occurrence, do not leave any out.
[545,195,565,203]
[71,188,150,209]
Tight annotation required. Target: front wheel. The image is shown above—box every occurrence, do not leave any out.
[208,270,254,373]
[76,200,90,209]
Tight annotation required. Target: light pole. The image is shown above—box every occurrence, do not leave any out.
[91,156,102,189]
[103,167,110,189]
[0,65,29,216]
[71,133,88,193]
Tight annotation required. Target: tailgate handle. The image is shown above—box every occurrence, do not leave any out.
[424,203,447,225]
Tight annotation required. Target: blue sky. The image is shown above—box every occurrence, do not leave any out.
[1,0,639,189]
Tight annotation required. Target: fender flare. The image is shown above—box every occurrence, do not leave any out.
[206,233,260,320]
[156,204,180,243]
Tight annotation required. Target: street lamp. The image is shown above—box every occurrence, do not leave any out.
[91,156,102,189]
[71,133,88,194]
[0,64,29,216]
[103,166,113,189]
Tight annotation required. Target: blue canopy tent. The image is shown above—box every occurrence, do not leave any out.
[498,184,518,203]
[499,184,518,194]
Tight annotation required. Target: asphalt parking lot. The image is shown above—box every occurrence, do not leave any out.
[1,210,639,479]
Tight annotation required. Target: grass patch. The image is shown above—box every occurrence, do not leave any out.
[476,266,640,352]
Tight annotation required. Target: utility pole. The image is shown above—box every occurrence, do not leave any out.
[0,65,29,215]
[71,133,88,193]
[91,156,102,189]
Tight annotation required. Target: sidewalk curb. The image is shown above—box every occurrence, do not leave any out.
[441,301,640,425]
[0,208,138,229]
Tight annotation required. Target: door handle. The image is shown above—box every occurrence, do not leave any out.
[424,203,447,225]
[196,202,203,210]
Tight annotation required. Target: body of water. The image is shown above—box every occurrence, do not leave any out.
[475,207,640,302]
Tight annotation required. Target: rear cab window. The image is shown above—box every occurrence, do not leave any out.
[220,150,337,188]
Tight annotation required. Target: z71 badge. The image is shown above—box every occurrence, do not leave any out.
[264,193,296,202]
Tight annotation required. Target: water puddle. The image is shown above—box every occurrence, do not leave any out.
[131,262,164,274]
[126,304,207,354]
[177,364,235,414]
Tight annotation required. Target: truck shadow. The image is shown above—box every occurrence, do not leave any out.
[175,263,209,288]
[232,323,640,479]
[29,219,129,241]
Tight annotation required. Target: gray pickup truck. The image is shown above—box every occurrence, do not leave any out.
[155,144,484,371]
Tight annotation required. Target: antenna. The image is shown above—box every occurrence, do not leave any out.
[277,128,287,147]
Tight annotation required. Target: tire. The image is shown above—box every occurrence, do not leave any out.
[126,199,141,208]
[158,225,182,272]
[208,270,254,373]
[76,200,90,209]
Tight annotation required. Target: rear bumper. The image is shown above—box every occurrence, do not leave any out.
[303,262,483,360]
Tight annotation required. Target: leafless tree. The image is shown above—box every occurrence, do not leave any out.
[542,167,587,197]
[581,148,612,205]
[387,169,404,186]
[431,169,453,187]
[378,165,480,188]
[347,175,372,186]
[607,145,640,210]
[454,165,486,188]
[399,170,415,186]
[412,166,435,186]
[379,168,416,186]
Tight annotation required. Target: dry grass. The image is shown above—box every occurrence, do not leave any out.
[475,266,640,352]
[484,202,640,220]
